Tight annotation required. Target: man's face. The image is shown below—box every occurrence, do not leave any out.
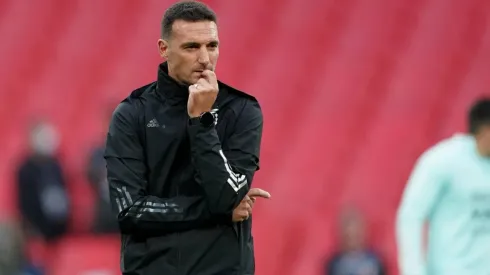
[158,20,219,85]
[29,122,60,156]
[341,220,365,251]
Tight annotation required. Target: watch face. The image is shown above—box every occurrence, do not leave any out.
[200,112,215,127]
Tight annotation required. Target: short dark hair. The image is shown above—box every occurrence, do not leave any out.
[468,98,490,134]
[161,1,217,39]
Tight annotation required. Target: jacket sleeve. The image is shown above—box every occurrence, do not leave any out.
[105,101,228,236]
[187,99,263,215]
[396,147,448,275]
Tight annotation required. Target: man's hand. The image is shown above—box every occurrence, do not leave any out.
[188,70,219,118]
[232,195,254,222]
[232,188,271,222]
[247,188,271,199]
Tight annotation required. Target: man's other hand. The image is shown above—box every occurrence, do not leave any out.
[232,195,253,222]
[247,188,271,199]
[188,70,219,118]
[232,188,271,222]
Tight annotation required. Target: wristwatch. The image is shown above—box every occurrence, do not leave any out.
[190,111,214,127]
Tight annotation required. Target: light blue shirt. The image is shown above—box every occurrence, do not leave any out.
[396,134,490,275]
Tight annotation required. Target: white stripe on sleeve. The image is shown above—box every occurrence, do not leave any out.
[219,150,247,192]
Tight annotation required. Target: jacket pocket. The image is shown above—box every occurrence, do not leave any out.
[181,226,241,274]
[122,235,149,273]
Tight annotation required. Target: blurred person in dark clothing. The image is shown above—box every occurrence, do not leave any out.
[86,145,119,234]
[86,110,119,234]
[105,1,270,274]
[0,220,44,275]
[0,221,24,275]
[16,121,70,242]
[325,208,385,275]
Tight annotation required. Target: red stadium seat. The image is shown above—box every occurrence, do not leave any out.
[46,235,120,275]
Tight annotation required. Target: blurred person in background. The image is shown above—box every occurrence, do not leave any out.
[104,1,270,274]
[325,207,385,275]
[86,108,119,234]
[396,98,490,275]
[0,220,44,275]
[0,220,23,275]
[16,121,70,242]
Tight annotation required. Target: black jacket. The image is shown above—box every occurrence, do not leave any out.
[105,63,263,275]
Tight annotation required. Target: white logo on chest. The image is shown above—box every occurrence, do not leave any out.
[146,118,160,128]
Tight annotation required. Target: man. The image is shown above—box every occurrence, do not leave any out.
[86,107,119,234]
[396,98,490,275]
[325,207,385,275]
[17,121,70,242]
[0,221,24,275]
[104,1,270,274]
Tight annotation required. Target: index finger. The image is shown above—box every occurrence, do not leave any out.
[201,70,217,85]
[188,83,199,93]
[247,188,271,199]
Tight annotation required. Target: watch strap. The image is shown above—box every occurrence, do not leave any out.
[189,117,200,126]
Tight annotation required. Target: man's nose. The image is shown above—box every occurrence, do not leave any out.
[197,47,210,65]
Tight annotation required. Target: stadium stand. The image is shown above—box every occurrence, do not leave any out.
[1,0,489,274]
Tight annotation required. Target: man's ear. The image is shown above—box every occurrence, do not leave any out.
[157,39,169,59]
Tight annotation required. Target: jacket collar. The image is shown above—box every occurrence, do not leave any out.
[155,62,235,107]
[156,62,189,105]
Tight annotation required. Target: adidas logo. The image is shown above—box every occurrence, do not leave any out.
[147,118,160,128]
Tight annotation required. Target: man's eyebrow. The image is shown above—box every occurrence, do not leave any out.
[181,42,200,48]
[181,40,219,48]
